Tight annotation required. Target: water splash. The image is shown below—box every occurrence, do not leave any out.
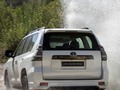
[61,0,120,90]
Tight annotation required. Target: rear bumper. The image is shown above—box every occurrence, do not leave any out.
[28,69,108,90]
[27,62,108,90]
[29,80,108,90]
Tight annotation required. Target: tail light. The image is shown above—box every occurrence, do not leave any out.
[40,82,48,86]
[32,45,42,61]
[98,81,105,85]
[99,45,107,61]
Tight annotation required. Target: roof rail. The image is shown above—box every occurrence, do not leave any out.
[29,27,45,34]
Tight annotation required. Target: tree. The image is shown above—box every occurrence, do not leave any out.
[0,0,62,50]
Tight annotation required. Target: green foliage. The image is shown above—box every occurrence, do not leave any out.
[0,0,63,63]
[0,0,62,50]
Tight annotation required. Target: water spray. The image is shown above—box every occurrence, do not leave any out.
[61,0,120,90]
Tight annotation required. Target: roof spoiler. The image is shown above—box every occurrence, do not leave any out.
[82,27,89,29]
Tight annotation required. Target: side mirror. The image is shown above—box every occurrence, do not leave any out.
[5,50,14,57]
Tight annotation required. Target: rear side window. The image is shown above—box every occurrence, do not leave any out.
[15,33,38,56]
[43,32,99,50]
[27,33,38,51]
[22,36,32,54]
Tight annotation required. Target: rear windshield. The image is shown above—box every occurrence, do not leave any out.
[43,32,99,50]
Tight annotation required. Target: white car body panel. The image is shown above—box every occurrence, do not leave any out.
[4,28,109,90]
[42,51,102,80]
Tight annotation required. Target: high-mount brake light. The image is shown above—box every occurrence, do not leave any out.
[99,45,107,61]
[32,45,42,61]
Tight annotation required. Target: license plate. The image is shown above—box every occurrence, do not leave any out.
[62,62,84,66]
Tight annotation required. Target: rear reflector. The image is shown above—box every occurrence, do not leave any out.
[98,81,105,85]
[40,82,48,86]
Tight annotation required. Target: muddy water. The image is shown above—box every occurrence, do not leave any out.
[0,64,21,90]
[0,64,6,90]
[0,64,5,89]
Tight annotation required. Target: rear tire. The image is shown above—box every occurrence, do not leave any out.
[84,87,99,90]
[95,88,105,90]
[21,75,29,90]
[5,71,10,90]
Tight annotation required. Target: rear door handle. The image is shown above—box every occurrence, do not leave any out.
[15,61,17,64]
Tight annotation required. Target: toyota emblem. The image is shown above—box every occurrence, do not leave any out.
[70,52,76,56]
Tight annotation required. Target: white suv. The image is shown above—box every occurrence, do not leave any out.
[4,27,108,90]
